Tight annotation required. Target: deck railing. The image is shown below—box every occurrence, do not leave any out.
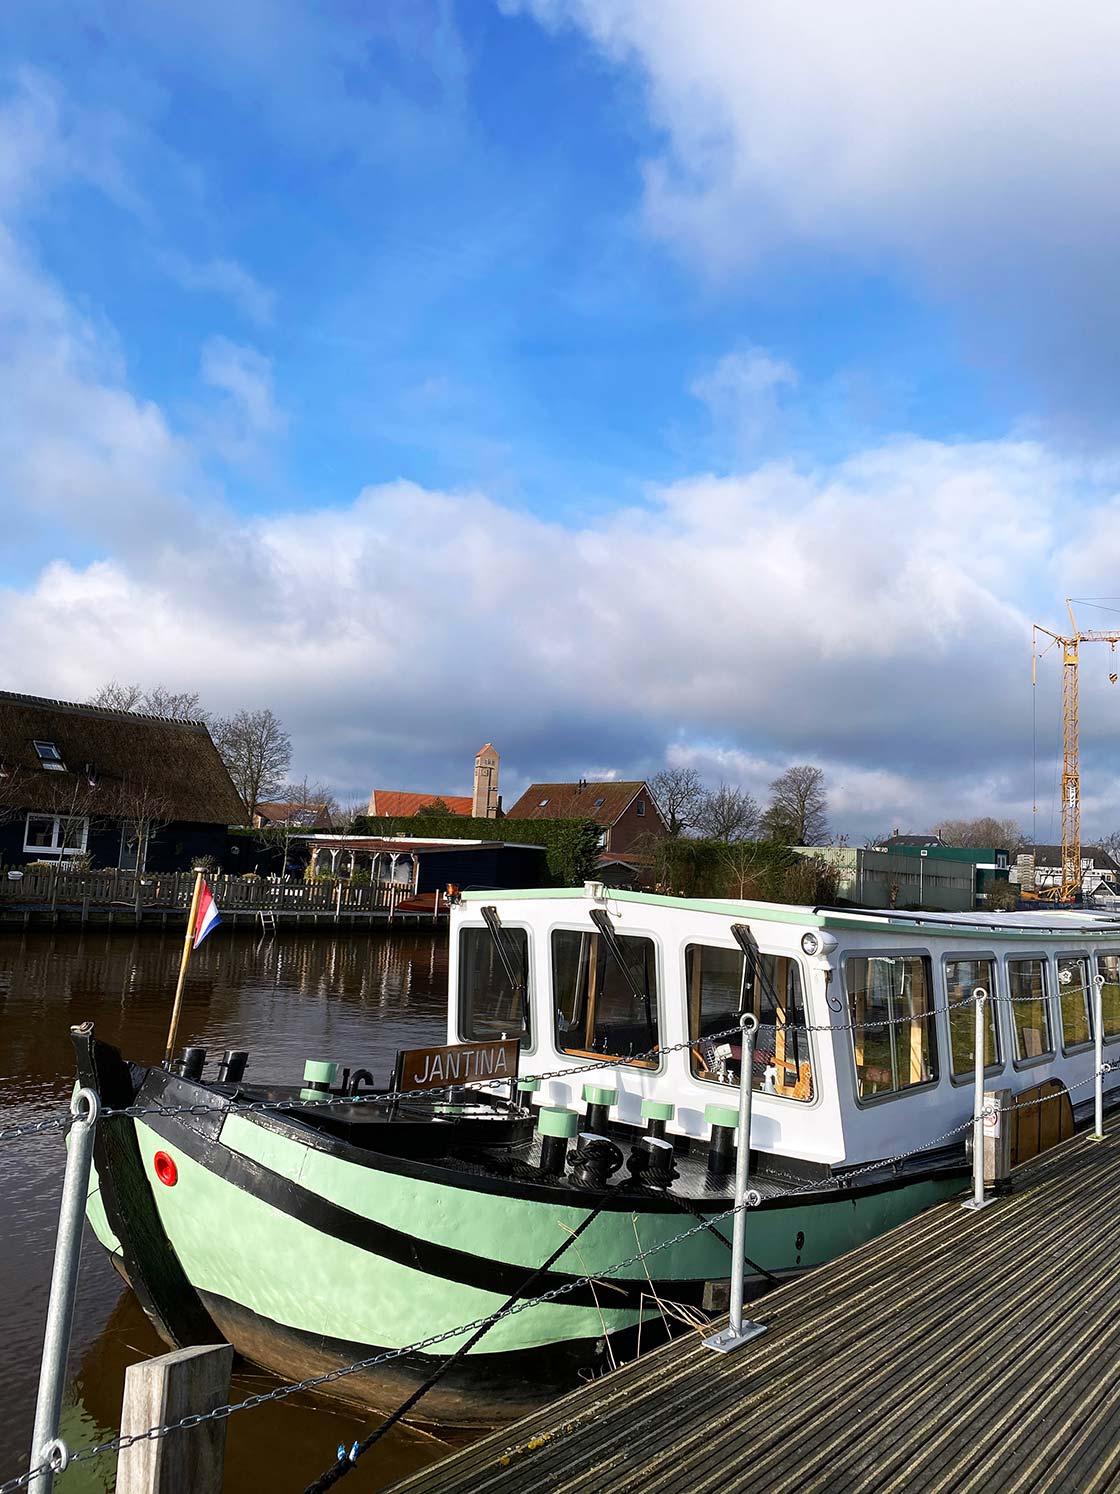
[0,867,407,914]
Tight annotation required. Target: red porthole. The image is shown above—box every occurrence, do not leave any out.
[153,1151,178,1187]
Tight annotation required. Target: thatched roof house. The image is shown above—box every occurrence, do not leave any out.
[0,691,244,871]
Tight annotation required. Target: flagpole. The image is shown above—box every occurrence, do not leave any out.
[164,871,204,1067]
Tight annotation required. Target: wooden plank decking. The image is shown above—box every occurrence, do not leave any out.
[388,1123,1120,1494]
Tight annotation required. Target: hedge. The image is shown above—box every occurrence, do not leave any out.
[648,838,842,903]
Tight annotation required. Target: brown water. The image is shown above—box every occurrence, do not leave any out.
[0,927,460,1492]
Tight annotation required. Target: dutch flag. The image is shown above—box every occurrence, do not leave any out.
[193,879,221,949]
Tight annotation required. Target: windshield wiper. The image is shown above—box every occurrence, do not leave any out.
[480,906,529,1035]
[589,907,656,1050]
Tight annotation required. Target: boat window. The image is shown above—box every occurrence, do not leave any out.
[685,943,812,1101]
[945,958,1000,1076]
[552,928,659,1064]
[458,926,530,1044]
[1058,956,1093,1051]
[844,955,937,1099]
[1098,954,1120,1039]
[1007,958,1053,1062]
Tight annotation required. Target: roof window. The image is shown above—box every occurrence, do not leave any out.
[33,741,66,772]
[594,797,605,808]
[539,797,550,807]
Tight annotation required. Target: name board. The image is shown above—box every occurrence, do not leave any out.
[394,1038,520,1094]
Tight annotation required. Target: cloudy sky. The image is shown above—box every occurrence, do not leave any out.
[4,0,1120,837]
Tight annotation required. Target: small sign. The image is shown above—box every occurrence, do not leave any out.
[394,1038,520,1094]
[983,1094,1002,1136]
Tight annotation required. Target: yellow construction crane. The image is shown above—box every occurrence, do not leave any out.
[1032,600,1120,902]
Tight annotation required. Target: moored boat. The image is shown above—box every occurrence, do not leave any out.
[75,886,1120,1425]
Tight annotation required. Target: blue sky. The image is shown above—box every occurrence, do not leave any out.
[4,0,1120,835]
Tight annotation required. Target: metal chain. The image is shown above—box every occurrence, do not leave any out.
[2,1064,1115,1493]
[3,993,1116,1141]
[0,1115,72,1144]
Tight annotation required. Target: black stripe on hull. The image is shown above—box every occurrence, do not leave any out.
[140,1105,721,1310]
[71,1025,219,1348]
[139,1101,967,1314]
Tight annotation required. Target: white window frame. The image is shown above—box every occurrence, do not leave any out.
[24,812,89,856]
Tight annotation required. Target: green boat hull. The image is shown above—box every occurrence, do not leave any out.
[75,1030,964,1426]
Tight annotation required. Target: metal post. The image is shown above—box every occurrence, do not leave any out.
[1093,971,1105,1141]
[961,987,995,1211]
[704,1012,766,1352]
[28,1086,100,1490]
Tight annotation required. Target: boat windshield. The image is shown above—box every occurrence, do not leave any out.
[685,943,812,1100]
[458,926,530,1043]
[552,928,659,1063]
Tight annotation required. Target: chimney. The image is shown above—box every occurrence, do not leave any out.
[472,743,500,819]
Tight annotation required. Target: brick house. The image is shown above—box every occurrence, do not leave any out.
[504,779,667,854]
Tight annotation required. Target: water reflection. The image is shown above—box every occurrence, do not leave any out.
[0,928,452,1491]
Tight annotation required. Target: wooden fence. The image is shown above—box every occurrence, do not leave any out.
[0,867,405,915]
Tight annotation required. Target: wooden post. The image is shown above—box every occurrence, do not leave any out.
[116,1344,233,1494]
[163,873,203,1067]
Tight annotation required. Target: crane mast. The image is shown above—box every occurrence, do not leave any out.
[1033,600,1120,902]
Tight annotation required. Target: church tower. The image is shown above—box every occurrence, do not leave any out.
[472,743,500,819]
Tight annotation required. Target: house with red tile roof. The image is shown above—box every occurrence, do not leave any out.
[366,789,474,817]
[504,779,667,855]
[366,744,501,821]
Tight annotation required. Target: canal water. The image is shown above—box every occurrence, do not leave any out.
[0,927,458,1491]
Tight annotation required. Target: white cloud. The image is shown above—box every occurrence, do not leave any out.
[512,0,1120,425]
[4,430,1119,833]
[160,253,274,325]
[0,222,197,553]
[199,336,284,460]
[691,346,798,455]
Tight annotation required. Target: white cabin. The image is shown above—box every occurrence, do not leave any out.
[448,885,1120,1170]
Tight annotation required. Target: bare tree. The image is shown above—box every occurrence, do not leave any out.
[716,840,768,898]
[863,830,892,849]
[266,777,339,875]
[332,797,369,831]
[937,817,1025,850]
[274,778,338,826]
[694,783,760,842]
[651,767,706,837]
[760,764,829,845]
[88,681,145,711]
[783,852,844,905]
[1100,832,1120,866]
[214,709,291,822]
[89,681,208,722]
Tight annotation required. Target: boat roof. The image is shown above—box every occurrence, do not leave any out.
[459,885,1120,942]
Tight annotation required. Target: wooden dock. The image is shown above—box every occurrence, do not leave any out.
[0,867,447,930]
[387,1122,1120,1494]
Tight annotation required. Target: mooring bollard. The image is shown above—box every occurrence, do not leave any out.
[704,1011,766,1352]
[28,1086,100,1491]
[116,1344,233,1494]
[962,987,995,1212]
[1093,971,1105,1141]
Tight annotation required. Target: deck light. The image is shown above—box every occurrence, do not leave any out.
[801,931,837,957]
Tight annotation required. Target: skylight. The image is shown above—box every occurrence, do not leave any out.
[539,798,550,807]
[594,797,605,808]
[33,741,66,773]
